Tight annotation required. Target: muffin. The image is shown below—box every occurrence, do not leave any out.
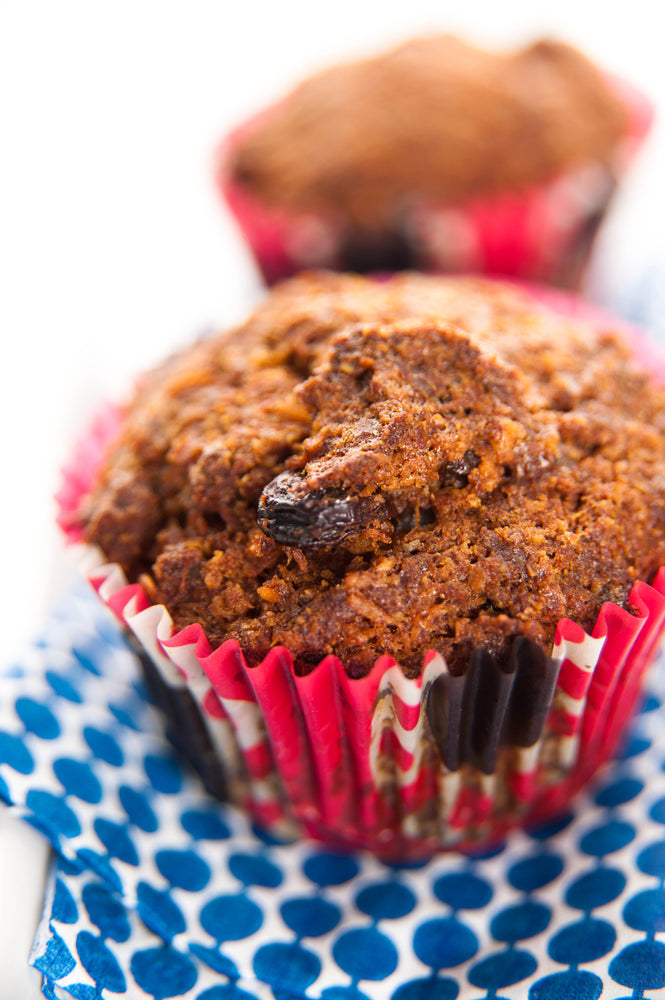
[219,36,652,286]
[59,273,665,857]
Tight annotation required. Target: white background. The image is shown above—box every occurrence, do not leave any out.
[1,2,664,996]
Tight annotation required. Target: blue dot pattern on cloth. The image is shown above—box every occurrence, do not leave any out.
[1,584,665,998]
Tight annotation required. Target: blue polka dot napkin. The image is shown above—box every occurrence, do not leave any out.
[2,583,665,999]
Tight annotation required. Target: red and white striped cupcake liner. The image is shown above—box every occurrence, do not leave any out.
[57,413,665,858]
[216,74,653,288]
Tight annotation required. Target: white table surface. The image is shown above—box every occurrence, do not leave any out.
[1,2,664,995]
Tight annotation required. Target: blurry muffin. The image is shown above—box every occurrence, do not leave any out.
[61,274,665,856]
[220,36,652,285]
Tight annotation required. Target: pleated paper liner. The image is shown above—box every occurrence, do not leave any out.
[216,74,653,287]
[56,283,665,858]
[59,455,665,859]
[56,542,665,859]
[57,344,665,858]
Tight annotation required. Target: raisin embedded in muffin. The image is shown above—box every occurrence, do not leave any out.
[79,273,665,677]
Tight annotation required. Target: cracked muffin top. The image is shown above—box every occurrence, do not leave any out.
[78,272,665,676]
[228,35,629,228]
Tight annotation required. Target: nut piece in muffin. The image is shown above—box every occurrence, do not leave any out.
[221,37,651,284]
[78,273,665,679]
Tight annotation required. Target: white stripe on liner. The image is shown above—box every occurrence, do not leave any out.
[374,653,448,707]
[218,697,268,752]
[370,653,448,788]
[552,631,605,672]
[125,603,182,686]
[160,637,206,684]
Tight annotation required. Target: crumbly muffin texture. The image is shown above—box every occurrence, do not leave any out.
[229,36,628,227]
[81,273,665,676]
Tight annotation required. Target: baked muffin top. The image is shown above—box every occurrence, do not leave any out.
[229,36,628,228]
[80,273,665,676]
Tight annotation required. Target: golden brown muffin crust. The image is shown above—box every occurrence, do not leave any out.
[80,274,665,676]
[229,36,629,227]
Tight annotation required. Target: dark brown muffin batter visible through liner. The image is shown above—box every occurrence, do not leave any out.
[80,273,665,677]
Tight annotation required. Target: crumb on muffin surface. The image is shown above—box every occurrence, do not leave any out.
[80,273,665,677]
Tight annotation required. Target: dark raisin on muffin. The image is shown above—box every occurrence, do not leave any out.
[229,36,628,233]
[79,273,665,677]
